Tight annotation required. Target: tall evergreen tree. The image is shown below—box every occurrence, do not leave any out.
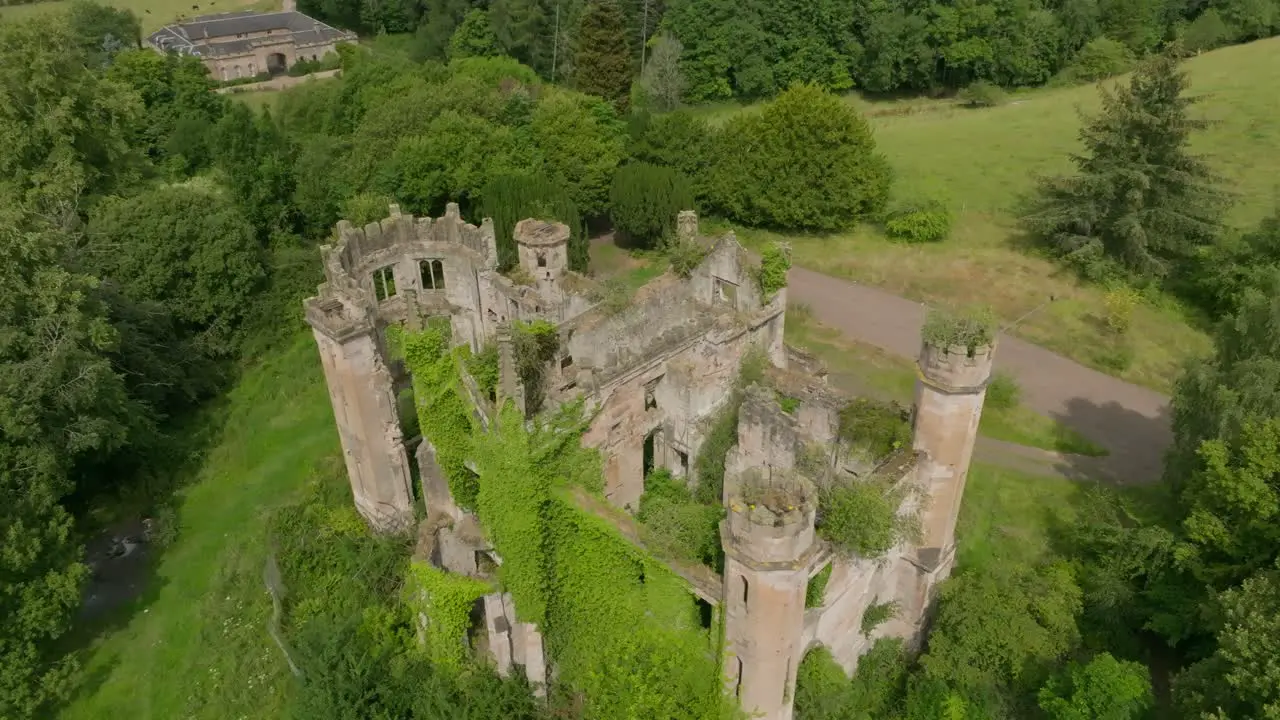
[573,0,633,110]
[449,9,501,59]
[1023,48,1225,285]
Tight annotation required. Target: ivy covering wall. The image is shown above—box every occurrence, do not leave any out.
[399,327,737,719]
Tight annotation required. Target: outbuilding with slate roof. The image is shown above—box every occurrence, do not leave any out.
[146,7,356,82]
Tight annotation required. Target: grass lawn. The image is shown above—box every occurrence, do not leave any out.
[0,0,275,33]
[59,333,338,719]
[699,38,1280,391]
[956,462,1172,572]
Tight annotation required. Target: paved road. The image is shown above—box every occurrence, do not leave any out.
[787,266,1173,484]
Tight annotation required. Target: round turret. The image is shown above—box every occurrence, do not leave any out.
[724,471,817,566]
[917,341,995,394]
[514,218,570,279]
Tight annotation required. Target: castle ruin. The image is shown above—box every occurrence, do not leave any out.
[304,205,994,720]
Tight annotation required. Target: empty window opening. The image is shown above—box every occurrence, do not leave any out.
[373,265,397,301]
[741,575,749,606]
[677,449,689,476]
[713,276,738,307]
[420,259,445,290]
[509,298,518,318]
[643,430,657,478]
[696,597,714,629]
[560,355,573,371]
[537,252,547,268]
[644,377,660,411]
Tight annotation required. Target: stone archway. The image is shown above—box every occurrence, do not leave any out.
[266,52,288,75]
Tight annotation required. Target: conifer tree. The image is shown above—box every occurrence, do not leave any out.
[572,0,632,111]
[1024,47,1225,285]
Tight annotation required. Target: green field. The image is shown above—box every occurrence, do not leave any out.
[714,38,1280,391]
[0,0,274,33]
[59,334,335,719]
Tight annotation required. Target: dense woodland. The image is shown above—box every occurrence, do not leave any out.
[2,0,1280,719]
[302,0,1280,100]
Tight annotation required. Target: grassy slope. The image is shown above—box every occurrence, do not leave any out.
[60,334,337,719]
[714,38,1280,392]
[0,0,273,33]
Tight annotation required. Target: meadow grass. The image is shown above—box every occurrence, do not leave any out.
[705,38,1280,391]
[0,0,274,33]
[956,462,1173,572]
[786,304,1106,457]
[58,333,338,719]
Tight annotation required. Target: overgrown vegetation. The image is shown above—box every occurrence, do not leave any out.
[805,563,833,609]
[816,479,908,558]
[637,469,723,568]
[921,306,998,352]
[511,319,560,413]
[836,399,912,460]
[477,172,587,272]
[757,242,792,300]
[693,350,767,505]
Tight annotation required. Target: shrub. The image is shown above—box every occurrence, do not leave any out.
[985,372,1021,411]
[1061,37,1135,83]
[922,306,997,352]
[959,80,1007,107]
[1182,9,1233,52]
[884,199,952,243]
[757,242,792,299]
[806,563,833,608]
[1103,286,1141,335]
[817,480,901,557]
[837,399,912,459]
[609,162,695,249]
[861,601,898,636]
[636,469,722,566]
[708,83,892,232]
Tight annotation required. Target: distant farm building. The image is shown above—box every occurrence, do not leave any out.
[146,9,355,82]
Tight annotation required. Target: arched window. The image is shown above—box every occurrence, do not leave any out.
[248,62,256,76]
[373,265,397,301]
[419,259,446,290]
[537,252,547,268]
[234,65,242,78]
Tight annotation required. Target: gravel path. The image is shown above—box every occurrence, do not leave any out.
[787,266,1172,484]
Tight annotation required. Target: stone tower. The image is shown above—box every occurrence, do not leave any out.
[307,307,415,532]
[514,218,570,295]
[910,335,995,577]
[720,387,819,720]
[721,471,818,720]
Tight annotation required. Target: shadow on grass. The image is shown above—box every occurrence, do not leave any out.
[49,389,238,716]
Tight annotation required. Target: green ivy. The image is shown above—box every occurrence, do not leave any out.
[757,242,792,299]
[513,319,560,413]
[398,326,738,718]
[693,350,767,505]
[404,560,493,669]
[466,342,500,399]
[806,563,833,609]
[396,320,483,509]
[637,469,724,568]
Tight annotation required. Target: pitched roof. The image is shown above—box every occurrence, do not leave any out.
[146,10,356,57]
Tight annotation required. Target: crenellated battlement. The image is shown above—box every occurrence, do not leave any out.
[724,469,818,567]
[917,340,996,394]
[325,203,498,284]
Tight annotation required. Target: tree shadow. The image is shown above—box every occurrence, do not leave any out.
[1047,395,1174,486]
[48,391,238,715]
